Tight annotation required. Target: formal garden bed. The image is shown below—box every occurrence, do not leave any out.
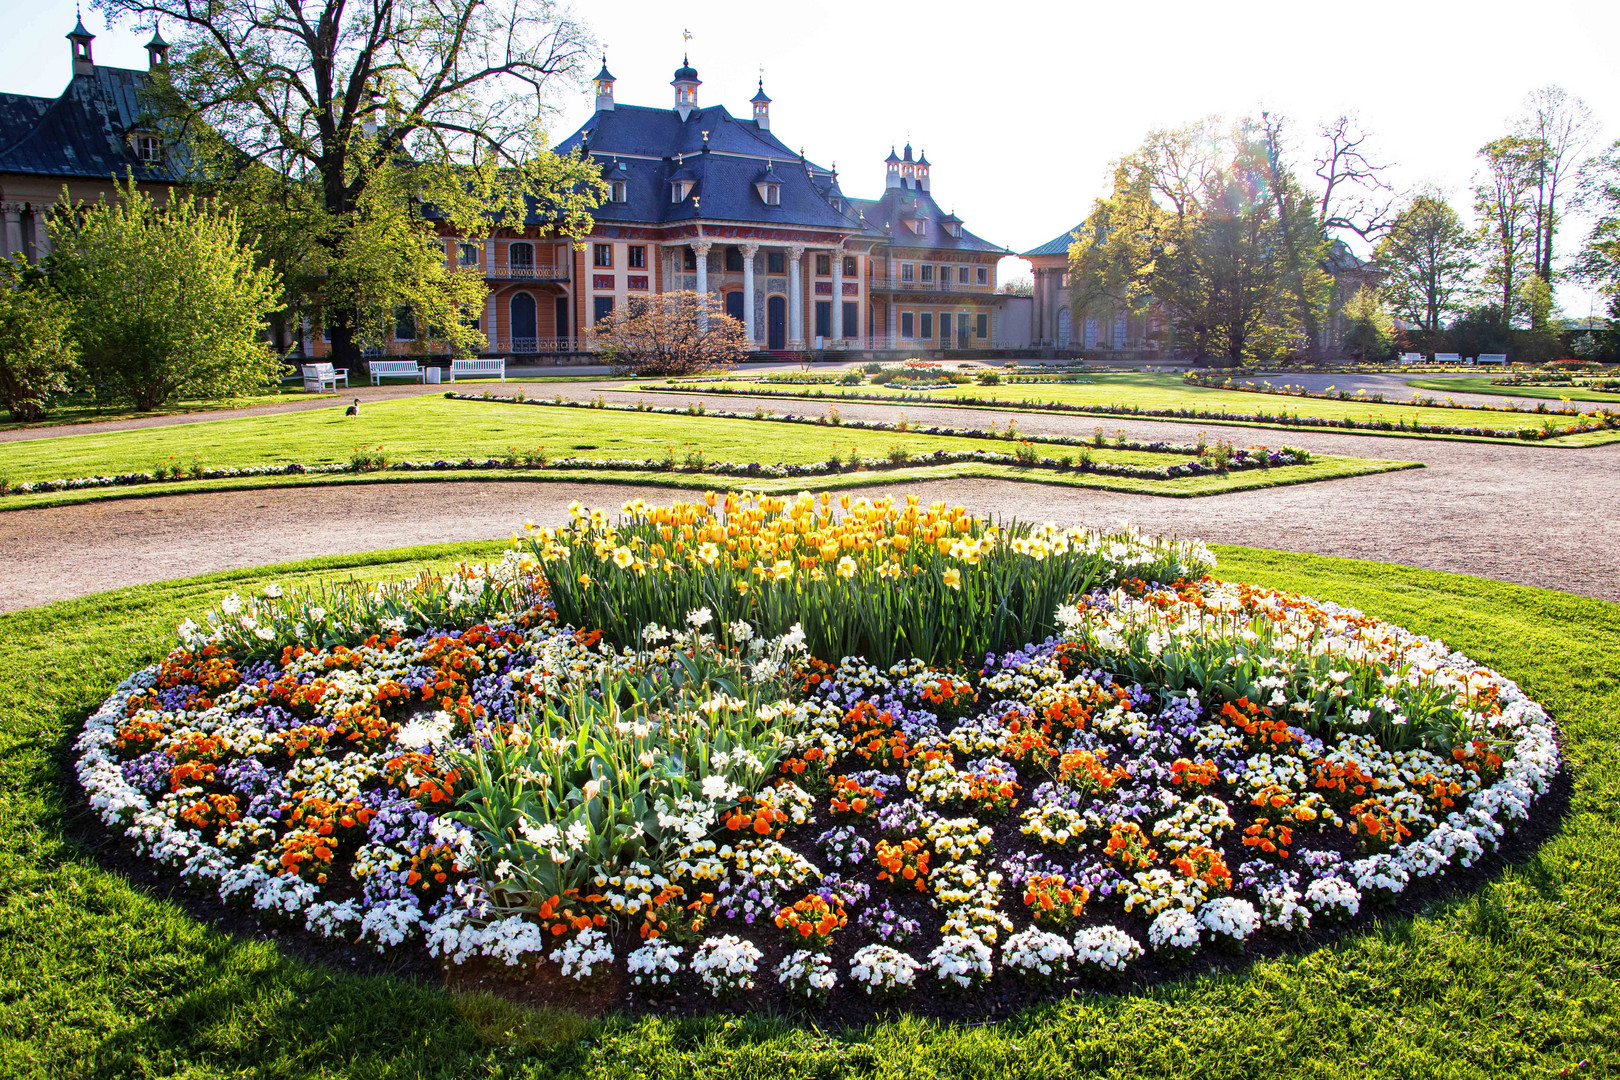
[71,494,1561,1023]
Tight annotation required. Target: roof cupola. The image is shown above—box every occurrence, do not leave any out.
[916,149,930,193]
[145,24,169,70]
[750,77,771,130]
[884,146,902,190]
[67,9,95,76]
[671,55,700,120]
[593,56,615,112]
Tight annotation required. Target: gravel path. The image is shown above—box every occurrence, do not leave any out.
[1246,371,1616,411]
[3,389,1616,611]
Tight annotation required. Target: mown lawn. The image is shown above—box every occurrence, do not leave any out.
[0,395,1188,483]
[0,541,1615,1079]
[0,387,300,433]
[1405,377,1620,404]
[658,371,1620,440]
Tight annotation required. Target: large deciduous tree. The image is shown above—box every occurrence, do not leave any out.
[1474,136,1539,333]
[1574,140,1620,295]
[1373,190,1476,338]
[99,0,606,364]
[1515,86,1595,283]
[50,181,283,411]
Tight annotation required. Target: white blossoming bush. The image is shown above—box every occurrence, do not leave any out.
[1148,908,1201,956]
[1197,897,1261,947]
[692,935,763,999]
[550,926,614,980]
[1073,925,1144,973]
[777,950,837,1002]
[929,934,994,990]
[627,940,684,989]
[1002,927,1074,985]
[849,944,922,997]
[74,494,1562,1014]
[1305,877,1362,921]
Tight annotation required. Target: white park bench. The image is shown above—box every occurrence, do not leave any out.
[449,357,506,382]
[1433,352,1462,364]
[367,359,425,384]
[1399,352,1423,363]
[301,362,349,393]
[1476,353,1508,364]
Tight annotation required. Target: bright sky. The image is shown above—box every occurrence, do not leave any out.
[7,0,1618,315]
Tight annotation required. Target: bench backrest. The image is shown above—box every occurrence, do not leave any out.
[369,360,421,372]
[451,358,504,371]
[1477,353,1508,363]
[304,362,336,376]
[1434,353,1462,362]
[1400,352,1422,363]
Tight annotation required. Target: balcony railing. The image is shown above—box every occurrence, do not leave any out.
[484,263,571,281]
[492,336,589,354]
[868,278,994,295]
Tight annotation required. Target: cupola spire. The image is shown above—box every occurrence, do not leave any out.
[145,22,170,70]
[671,54,701,120]
[751,74,771,130]
[593,55,615,112]
[67,6,95,76]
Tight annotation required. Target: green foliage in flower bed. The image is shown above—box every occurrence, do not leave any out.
[4,546,1617,1077]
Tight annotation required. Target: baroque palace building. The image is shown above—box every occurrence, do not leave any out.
[334,56,1014,359]
[0,19,180,263]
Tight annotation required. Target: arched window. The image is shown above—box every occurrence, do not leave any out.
[509,242,534,273]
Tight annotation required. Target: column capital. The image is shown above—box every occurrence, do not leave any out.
[740,242,760,256]
[0,202,23,216]
[787,243,806,258]
[692,239,713,256]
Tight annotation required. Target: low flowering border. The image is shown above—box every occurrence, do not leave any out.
[642,383,1620,442]
[73,496,1561,1017]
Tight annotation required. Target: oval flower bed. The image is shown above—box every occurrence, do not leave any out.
[74,494,1559,1017]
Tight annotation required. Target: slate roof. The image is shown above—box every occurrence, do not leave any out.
[0,65,182,183]
[1022,224,1083,258]
[552,102,853,230]
[847,187,1007,255]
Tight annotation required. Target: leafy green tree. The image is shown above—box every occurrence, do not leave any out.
[1374,191,1476,337]
[0,257,77,421]
[1339,286,1395,361]
[50,181,283,411]
[1474,136,1539,333]
[106,0,607,364]
[1516,273,1563,361]
[1515,86,1595,282]
[1574,140,1620,292]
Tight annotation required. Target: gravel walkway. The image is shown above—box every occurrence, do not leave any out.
[3,388,1616,611]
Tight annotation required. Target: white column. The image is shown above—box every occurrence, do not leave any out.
[787,244,805,348]
[829,247,843,346]
[693,240,711,330]
[1,205,22,261]
[741,242,759,345]
[885,254,898,349]
[486,291,499,352]
[484,237,495,273]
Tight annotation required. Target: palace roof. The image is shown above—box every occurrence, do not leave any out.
[847,187,1007,255]
[1022,224,1083,258]
[553,103,853,231]
[0,65,182,183]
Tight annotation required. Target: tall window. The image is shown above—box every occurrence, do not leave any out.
[610,180,627,203]
[900,263,915,283]
[725,246,744,272]
[767,250,785,274]
[919,312,933,338]
[815,253,831,276]
[976,266,990,286]
[939,265,950,287]
[900,312,914,337]
[593,244,613,268]
[976,312,989,339]
[843,255,858,277]
[593,296,614,325]
[920,264,934,284]
[458,243,479,267]
[628,245,646,269]
[684,247,698,271]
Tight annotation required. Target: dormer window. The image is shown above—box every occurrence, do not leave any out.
[610,179,627,203]
[943,221,961,238]
[132,133,160,163]
[908,218,928,236]
[671,180,694,203]
[755,180,781,206]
